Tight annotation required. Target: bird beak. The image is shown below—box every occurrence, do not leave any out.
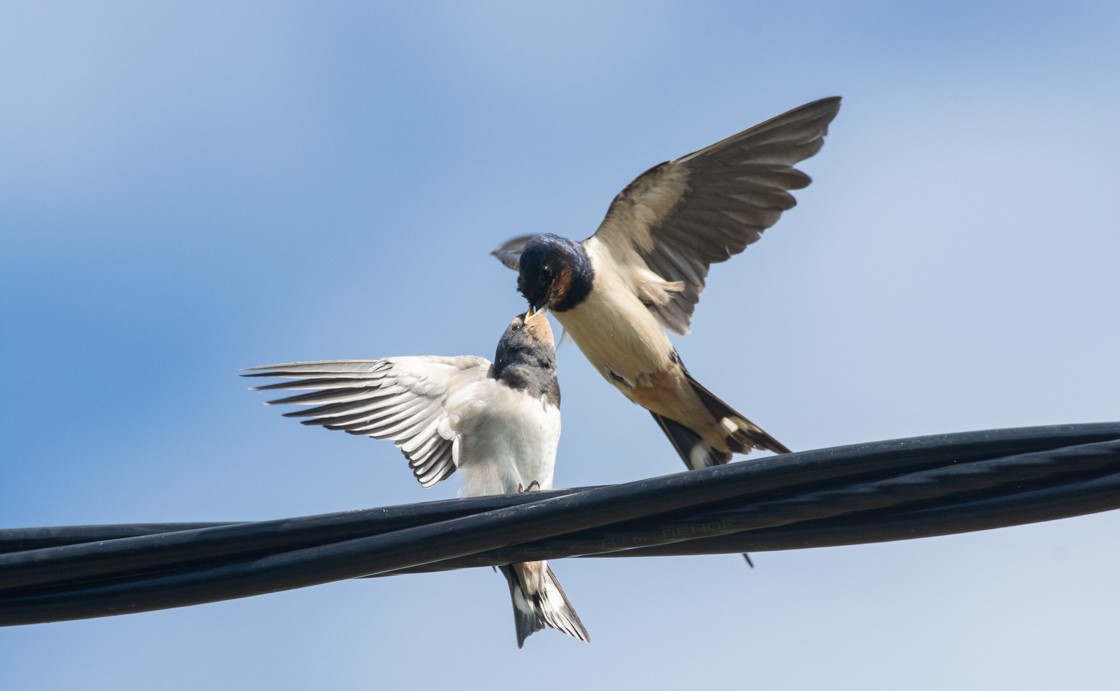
[525,305,536,320]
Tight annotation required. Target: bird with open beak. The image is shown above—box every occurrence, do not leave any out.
[245,311,588,648]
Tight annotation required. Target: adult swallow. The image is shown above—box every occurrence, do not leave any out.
[245,312,589,648]
[493,97,840,471]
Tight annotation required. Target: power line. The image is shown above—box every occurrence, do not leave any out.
[2,423,1118,626]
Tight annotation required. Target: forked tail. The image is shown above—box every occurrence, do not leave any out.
[651,412,732,470]
[687,369,790,457]
[499,562,590,648]
[651,370,789,471]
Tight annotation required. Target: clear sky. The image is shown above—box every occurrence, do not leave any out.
[3,2,1119,689]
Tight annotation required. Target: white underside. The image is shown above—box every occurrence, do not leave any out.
[452,380,560,497]
[555,240,674,391]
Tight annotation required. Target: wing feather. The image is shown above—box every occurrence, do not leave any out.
[589,96,841,334]
[245,357,491,487]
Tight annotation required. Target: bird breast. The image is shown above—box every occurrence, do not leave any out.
[553,249,675,394]
[455,381,560,498]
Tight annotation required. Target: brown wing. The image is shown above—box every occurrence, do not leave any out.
[588,96,841,334]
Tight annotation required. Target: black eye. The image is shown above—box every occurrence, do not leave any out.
[542,265,553,277]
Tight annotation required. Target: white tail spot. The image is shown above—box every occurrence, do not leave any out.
[689,445,712,470]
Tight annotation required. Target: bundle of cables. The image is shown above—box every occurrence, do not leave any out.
[3,423,1119,627]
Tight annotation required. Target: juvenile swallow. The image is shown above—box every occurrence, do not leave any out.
[245,312,589,648]
[493,97,840,471]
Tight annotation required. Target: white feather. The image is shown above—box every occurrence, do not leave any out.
[454,380,561,497]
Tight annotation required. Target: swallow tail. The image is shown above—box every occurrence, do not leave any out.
[685,370,791,457]
[650,411,732,470]
[499,562,590,648]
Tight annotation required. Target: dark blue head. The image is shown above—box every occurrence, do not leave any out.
[516,234,594,313]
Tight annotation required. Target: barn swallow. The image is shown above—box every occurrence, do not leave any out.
[493,97,840,471]
[245,312,589,648]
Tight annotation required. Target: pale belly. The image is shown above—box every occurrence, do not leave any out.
[553,275,707,422]
[550,248,719,440]
[556,283,671,391]
[456,384,560,497]
[557,297,729,448]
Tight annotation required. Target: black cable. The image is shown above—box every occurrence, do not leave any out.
[5,421,1113,557]
[0,493,574,591]
[389,438,1120,569]
[4,423,1110,590]
[1,423,1118,627]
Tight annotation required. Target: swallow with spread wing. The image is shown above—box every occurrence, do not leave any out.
[493,97,840,470]
[245,312,588,648]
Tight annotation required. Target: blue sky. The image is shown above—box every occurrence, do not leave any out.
[2,2,1119,689]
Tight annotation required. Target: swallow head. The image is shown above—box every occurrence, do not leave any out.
[516,234,593,313]
[495,310,555,367]
[492,311,560,405]
[522,308,554,345]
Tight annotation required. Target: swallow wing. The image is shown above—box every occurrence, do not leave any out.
[245,356,491,487]
[586,97,841,334]
[492,235,532,270]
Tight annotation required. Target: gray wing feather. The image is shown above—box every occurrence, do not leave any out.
[491,234,534,271]
[245,356,491,487]
[590,96,841,334]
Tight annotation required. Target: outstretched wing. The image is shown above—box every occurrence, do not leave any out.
[245,356,491,487]
[587,96,841,334]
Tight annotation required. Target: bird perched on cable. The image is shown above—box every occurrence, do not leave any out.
[245,311,589,648]
[493,97,840,471]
